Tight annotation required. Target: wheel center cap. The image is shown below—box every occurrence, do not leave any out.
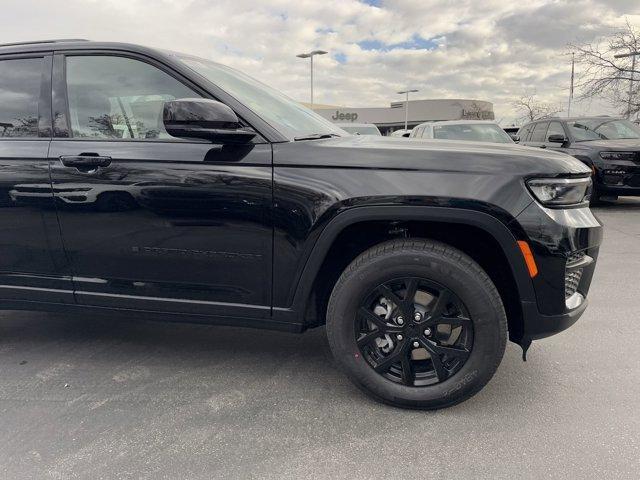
[406,323,419,336]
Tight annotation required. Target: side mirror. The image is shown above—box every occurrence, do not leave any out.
[509,134,520,142]
[163,98,256,144]
[548,134,566,144]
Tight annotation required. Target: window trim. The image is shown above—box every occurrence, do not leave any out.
[51,50,268,144]
[0,52,52,141]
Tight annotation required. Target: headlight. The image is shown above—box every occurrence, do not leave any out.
[526,177,592,206]
[599,151,636,161]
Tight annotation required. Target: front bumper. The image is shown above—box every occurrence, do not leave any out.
[520,296,587,340]
[513,202,603,343]
[598,184,640,197]
[596,163,640,196]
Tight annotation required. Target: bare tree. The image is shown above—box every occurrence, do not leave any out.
[512,93,561,123]
[569,19,640,119]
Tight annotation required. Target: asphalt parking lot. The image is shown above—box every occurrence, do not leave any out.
[0,199,638,480]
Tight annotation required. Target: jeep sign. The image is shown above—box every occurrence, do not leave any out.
[331,111,359,122]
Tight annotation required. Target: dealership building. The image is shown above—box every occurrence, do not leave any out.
[312,99,495,136]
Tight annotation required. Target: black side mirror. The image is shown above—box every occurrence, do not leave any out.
[548,134,566,144]
[163,98,256,144]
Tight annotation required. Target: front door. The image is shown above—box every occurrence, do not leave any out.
[49,53,273,319]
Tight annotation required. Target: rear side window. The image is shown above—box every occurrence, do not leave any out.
[518,124,532,141]
[530,122,549,142]
[65,55,200,140]
[0,57,43,138]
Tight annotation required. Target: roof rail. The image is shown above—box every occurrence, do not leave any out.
[0,39,89,48]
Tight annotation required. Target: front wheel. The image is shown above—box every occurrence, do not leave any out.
[326,239,507,409]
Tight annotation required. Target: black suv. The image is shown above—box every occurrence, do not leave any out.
[517,116,640,202]
[0,40,602,409]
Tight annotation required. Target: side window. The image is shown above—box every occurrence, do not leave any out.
[65,56,201,140]
[518,124,532,142]
[530,122,549,142]
[546,121,565,141]
[0,57,43,138]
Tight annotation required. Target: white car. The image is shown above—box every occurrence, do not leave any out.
[390,128,412,138]
[409,120,513,143]
[335,123,382,136]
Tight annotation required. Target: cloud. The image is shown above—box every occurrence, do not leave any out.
[0,0,636,123]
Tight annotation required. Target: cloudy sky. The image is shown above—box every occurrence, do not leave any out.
[2,0,639,123]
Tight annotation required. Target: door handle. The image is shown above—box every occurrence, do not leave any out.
[539,145,547,149]
[60,154,112,170]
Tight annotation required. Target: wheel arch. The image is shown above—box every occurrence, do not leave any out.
[283,206,536,344]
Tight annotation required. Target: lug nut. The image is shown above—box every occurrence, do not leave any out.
[413,341,420,348]
[424,328,432,336]
[396,334,403,341]
[414,312,422,321]
[397,316,404,325]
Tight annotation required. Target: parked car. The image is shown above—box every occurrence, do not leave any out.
[390,128,412,137]
[410,120,514,144]
[335,123,381,136]
[0,39,602,409]
[518,117,640,203]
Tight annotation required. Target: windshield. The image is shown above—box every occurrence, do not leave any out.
[567,119,640,141]
[339,125,381,136]
[432,124,512,143]
[176,55,344,140]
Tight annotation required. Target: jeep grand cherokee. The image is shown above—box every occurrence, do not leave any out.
[0,39,602,409]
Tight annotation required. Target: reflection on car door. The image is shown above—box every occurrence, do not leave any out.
[0,54,73,303]
[49,53,273,319]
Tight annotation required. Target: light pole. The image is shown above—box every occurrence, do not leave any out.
[397,89,418,131]
[296,50,327,107]
[614,50,639,119]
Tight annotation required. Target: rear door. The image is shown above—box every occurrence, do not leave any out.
[0,53,72,303]
[49,52,273,319]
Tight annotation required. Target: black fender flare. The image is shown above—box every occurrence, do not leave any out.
[282,205,536,322]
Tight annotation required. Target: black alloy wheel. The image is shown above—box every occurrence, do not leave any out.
[356,277,473,387]
[326,239,507,409]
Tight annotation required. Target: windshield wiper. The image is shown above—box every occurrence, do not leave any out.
[294,133,340,141]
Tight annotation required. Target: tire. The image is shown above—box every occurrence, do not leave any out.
[326,238,507,410]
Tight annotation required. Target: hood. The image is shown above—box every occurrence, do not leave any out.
[576,138,640,150]
[306,135,590,176]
